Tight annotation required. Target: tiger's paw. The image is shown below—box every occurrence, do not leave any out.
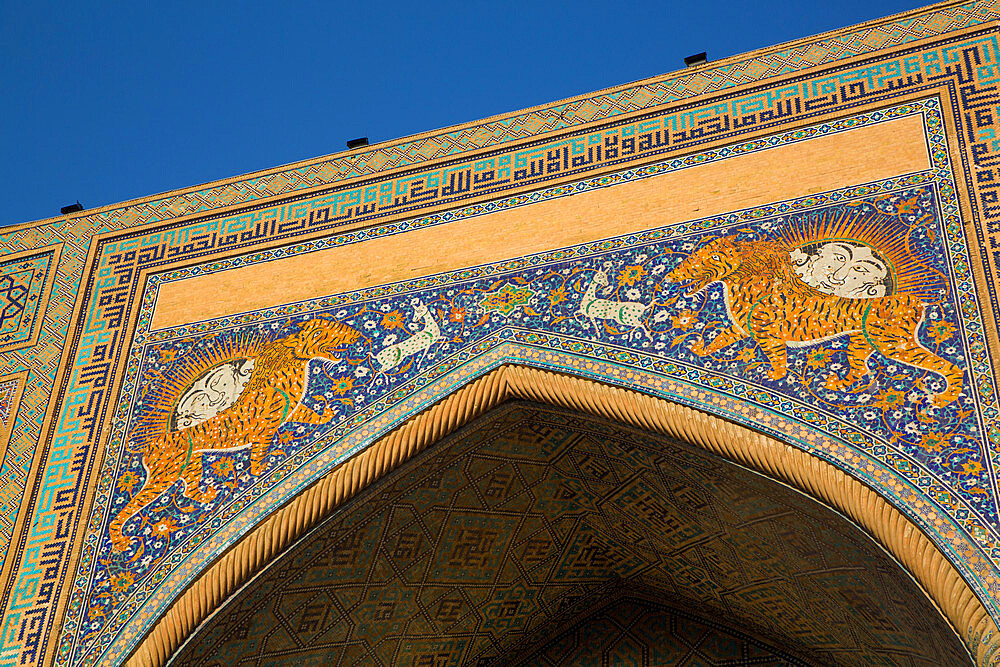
[110,534,132,554]
[688,338,710,357]
[765,366,787,381]
[922,378,959,408]
[929,392,958,408]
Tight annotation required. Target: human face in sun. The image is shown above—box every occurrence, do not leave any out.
[792,242,889,298]
[174,359,255,429]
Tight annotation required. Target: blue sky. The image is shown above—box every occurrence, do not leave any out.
[1,1,921,226]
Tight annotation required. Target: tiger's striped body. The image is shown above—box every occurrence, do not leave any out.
[665,237,963,406]
[109,318,360,553]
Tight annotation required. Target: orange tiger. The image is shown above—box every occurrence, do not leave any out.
[664,236,963,406]
[109,318,360,553]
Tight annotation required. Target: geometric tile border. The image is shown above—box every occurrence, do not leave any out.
[0,371,28,482]
[0,246,59,354]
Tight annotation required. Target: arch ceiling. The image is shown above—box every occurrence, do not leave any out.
[0,3,999,666]
[174,403,970,666]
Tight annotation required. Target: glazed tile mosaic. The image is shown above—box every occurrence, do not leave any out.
[6,5,1000,664]
[56,98,999,665]
[0,247,57,353]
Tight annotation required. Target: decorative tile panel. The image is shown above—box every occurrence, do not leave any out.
[4,6,1000,665]
[56,100,998,665]
[0,247,58,354]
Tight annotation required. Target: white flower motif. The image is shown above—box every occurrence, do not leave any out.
[653,311,669,323]
[652,265,666,275]
[383,334,397,346]
[625,288,641,300]
[355,366,369,377]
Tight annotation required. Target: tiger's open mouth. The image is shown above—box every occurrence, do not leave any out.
[681,276,711,296]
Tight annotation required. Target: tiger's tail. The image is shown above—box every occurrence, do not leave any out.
[865,298,963,406]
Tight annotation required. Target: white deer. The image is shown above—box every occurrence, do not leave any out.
[374,302,441,374]
[577,269,652,338]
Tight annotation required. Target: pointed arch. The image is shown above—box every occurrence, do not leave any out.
[127,365,1000,665]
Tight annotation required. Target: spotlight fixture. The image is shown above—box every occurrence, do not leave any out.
[684,52,708,67]
[346,137,369,149]
[61,201,84,215]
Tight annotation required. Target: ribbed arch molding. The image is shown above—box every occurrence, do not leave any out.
[128,365,1000,665]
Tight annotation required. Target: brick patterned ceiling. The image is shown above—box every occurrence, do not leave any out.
[175,403,970,666]
[514,595,808,666]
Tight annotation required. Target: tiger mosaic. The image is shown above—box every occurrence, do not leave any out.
[108,319,359,553]
[69,170,996,665]
[666,236,964,406]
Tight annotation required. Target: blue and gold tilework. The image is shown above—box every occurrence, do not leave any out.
[4,4,1000,665]
[54,99,1000,665]
[0,247,58,353]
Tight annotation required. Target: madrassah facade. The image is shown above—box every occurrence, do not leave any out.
[2,1,1000,664]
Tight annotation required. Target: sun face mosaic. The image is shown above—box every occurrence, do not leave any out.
[55,98,1000,666]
